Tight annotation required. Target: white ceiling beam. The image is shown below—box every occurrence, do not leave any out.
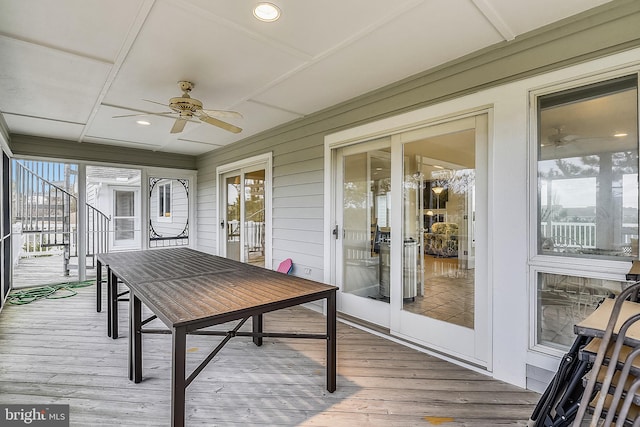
[471,0,516,41]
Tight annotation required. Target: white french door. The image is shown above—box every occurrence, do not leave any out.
[391,114,489,367]
[333,137,392,327]
[112,188,140,249]
[331,113,490,367]
[217,154,271,268]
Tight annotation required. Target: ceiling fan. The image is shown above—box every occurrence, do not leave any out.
[113,81,242,134]
[545,127,580,146]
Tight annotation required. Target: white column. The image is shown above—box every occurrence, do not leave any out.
[78,164,86,281]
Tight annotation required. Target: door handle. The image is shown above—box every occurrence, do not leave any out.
[332,224,339,239]
[220,220,225,229]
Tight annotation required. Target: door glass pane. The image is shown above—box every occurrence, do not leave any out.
[343,148,390,301]
[403,130,476,329]
[115,191,134,216]
[538,75,638,259]
[114,191,135,241]
[114,218,134,241]
[226,175,241,261]
[244,170,265,267]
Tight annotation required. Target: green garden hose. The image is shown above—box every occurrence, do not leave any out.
[7,280,93,305]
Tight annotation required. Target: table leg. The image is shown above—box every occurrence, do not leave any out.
[96,261,102,312]
[131,292,142,383]
[111,270,119,339]
[107,268,112,337]
[171,326,187,427]
[252,314,263,346]
[326,291,337,393]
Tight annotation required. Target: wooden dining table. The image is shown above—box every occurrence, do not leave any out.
[99,248,337,427]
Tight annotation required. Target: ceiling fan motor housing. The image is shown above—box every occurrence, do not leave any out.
[169,81,202,116]
[169,96,202,115]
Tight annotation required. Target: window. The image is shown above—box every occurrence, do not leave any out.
[537,75,638,260]
[158,181,171,221]
[533,73,639,351]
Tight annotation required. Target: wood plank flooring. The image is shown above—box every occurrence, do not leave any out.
[0,285,539,426]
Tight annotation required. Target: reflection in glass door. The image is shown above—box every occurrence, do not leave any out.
[394,114,488,367]
[335,137,391,327]
[222,169,266,267]
[225,174,241,261]
[244,170,265,267]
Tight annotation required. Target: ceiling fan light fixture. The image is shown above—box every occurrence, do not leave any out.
[254,3,280,22]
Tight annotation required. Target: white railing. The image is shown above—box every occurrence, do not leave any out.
[541,222,638,248]
[227,220,264,253]
[245,220,264,253]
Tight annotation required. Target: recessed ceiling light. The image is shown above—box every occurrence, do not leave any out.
[136,120,151,126]
[253,3,280,22]
[614,132,628,137]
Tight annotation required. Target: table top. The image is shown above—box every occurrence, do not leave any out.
[106,249,337,330]
[96,247,203,266]
[574,298,640,346]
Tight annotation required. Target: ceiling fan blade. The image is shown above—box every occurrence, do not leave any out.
[170,118,188,134]
[142,99,172,108]
[197,113,242,134]
[112,111,174,119]
[200,109,243,119]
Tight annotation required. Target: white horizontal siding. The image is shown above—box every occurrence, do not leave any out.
[197,139,325,278]
[273,206,324,219]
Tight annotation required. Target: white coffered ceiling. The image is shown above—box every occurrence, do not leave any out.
[0,0,613,156]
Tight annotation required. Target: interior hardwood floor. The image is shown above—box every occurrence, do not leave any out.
[0,285,539,426]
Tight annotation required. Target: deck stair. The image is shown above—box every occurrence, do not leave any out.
[13,160,110,275]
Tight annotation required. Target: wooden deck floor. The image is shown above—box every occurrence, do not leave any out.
[0,285,540,426]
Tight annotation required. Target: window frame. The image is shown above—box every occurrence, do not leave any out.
[157,180,172,223]
[528,68,640,356]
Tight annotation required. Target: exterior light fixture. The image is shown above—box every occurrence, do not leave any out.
[253,3,280,22]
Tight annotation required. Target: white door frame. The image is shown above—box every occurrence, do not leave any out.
[216,153,272,268]
[325,108,493,370]
[111,186,141,250]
